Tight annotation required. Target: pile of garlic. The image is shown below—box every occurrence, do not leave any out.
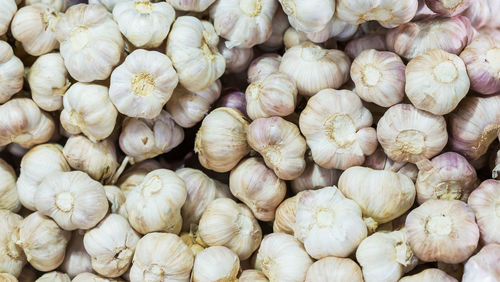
[2,0,500,281]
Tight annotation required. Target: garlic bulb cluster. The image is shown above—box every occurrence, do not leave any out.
[305,257,363,282]
[0,159,20,212]
[462,244,500,282]
[247,53,281,83]
[191,246,240,282]
[0,210,25,277]
[59,232,92,278]
[0,41,23,103]
[400,268,458,282]
[337,0,418,28]
[468,180,500,245]
[278,0,335,33]
[290,159,341,194]
[0,0,16,36]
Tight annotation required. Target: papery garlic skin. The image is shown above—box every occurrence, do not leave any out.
[259,8,289,51]
[180,232,206,256]
[198,198,262,260]
[240,270,268,281]
[345,34,386,59]
[299,89,377,170]
[290,159,340,194]
[247,53,281,83]
[425,0,471,17]
[279,0,335,33]
[166,0,215,12]
[25,0,65,11]
[468,180,500,245]
[279,43,351,96]
[363,147,419,182]
[0,273,17,282]
[283,27,309,49]
[55,4,124,82]
[218,42,254,73]
[303,15,358,44]
[73,272,124,282]
[0,41,23,103]
[110,49,178,119]
[0,210,25,277]
[0,0,16,36]
[0,159,20,212]
[400,268,458,282]
[305,257,363,282]
[273,192,300,234]
[60,232,92,279]
[336,0,418,28]
[103,185,128,219]
[117,160,161,195]
[166,16,225,92]
[192,246,240,282]
[36,271,71,282]
[129,233,194,282]
[406,199,479,263]
[462,244,500,282]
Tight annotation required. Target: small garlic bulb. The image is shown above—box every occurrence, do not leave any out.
[0,159,20,212]
[192,246,240,282]
[166,0,215,12]
[218,42,254,73]
[73,272,124,281]
[405,199,479,263]
[59,232,92,279]
[117,159,161,195]
[103,185,128,219]
[195,107,250,172]
[0,41,23,103]
[363,147,418,182]
[0,0,16,36]
[109,49,178,119]
[400,268,458,282]
[425,0,471,17]
[36,271,71,282]
[17,212,71,271]
[55,4,124,82]
[129,233,194,282]
[166,16,225,92]
[377,104,448,164]
[0,210,25,277]
[462,244,500,282]
[229,157,286,221]
[279,42,351,96]
[273,192,300,234]
[278,0,335,33]
[25,0,66,11]
[198,198,262,260]
[305,257,363,282]
[256,233,313,282]
[125,169,186,234]
[350,49,405,107]
[336,0,418,28]
[283,27,310,49]
[299,89,377,170]
[247,53,281,83]
[240,270,268,281]
[345,34,387,59]
[468,180,500,245]
[302,15,358,44]
[259,8,289,51]
[290,159,341,194]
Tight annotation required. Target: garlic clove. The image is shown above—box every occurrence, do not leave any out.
[283,27,309,49]
[59,231,92,279]
[0,210,26,278]
[192,246,240,282]
[273,192,301,235]
[0,41,24,104]
[303,14,358,44]
[279,0,335,33]
[103,185,128,219]
[400,268,458,282]
[247,53,281,83]
[305,257,363,282]
[290,158,340,194]
[462,244,500,282]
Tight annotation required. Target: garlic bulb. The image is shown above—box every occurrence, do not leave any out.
[117,159,161,195]
[109,49,178,119]
[240,270,268,281]
[461,0,491,29]
[60,83,117,142]
[345,34,387,59]
[302,15,358,44]
[119,110,184,163]
[198,198,262,260]
[350,49,405,107]
[195,107,250,172]
[125,169,186,234]
[338,166,416,232]
[468,180,500,245]
[400,268,458,282]
[129,232,194,282]
[166,80,221,128]
[416,152,477,204]
[247,53,281,83]
[290,159,341,194]
[336,0,418,28]
[113,0,175,48]
[305,257,363,282]
[462,244,500,282]
[377,104,448,164]
[25,0,65,11]
[259,8,289,51]
[59,232,92,279]
[425,0,471,17]
[229,157,286,221]
[166,0,215,12]
[295,186,367,259]
[55,4,124,82]
[0,0,16,36]
[0,210,25,277]
[363,147,418,182]
[278,0,335,33]
[192,246,240,282]
[256,233,313,282]
[273,192,300,234]
[283,27,309,49]
[166,16,225,92]
[405,199,479,263]
[103,185,128,219]
[218,42,254,73]
[0,159,20,212]
[73,272,124,281]
[17,212,71,271]
[180,231,206,256]
[36,271,70,282]
[0,273,17,282]
[299,89,377,170]
[0,41,23,103]
[279,42,351,96]
[87,0,128,11]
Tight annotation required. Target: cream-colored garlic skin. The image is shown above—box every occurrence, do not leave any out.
[180,231,206,256]
[295,186,367,259]
[336,0,417,28]
[166,80,221,128]
[218,42,254,73]
[377,104,448,164]
[198,198,262,260]
[0,0,16,36]
[117,159,161,195]
[110,49,178,119]
[0,210,25,277]
[192,246,240,282]
[279,0,334,33]
[17,212,71,271]
[36,271,71,282]
[60,232,92,279]
[279,43,351,96]
[195,107,250,172]
[129,232,194,282]
[462,244,500,282]
[425,0,471,17]
[350,49,405,107]
[230,157,286,221]
[103,185,128,219]
[406,199,479,263]
[240,270,268,281]
[305,257,363,282]
[259,8,289,51]
[25,0,65,11]
[166,0,215,12]
[0,159,20,212]
[60,83,117,142]
[257,233,313,282]
[299,89,377,170]
[17,144,70,211]
[73,272,124,282]
[125,169,186,234]
[290,159,340,194]
[113,0,175,48]
[400,268,458,282]
[0,273,17,282]
[273,192,301,234]
[247,53,281,83]
[303,15,358,44]
[345,34,387,59]
[55,4,124,82]
[283,27,309,49]
[416,152,477,204]
[468,180,500,245]
[0,41,23,103]
[166,16,225,92]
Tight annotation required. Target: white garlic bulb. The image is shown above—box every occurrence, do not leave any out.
[273,192,300,235]
[305,257,363,282]
[462,244,500,282]
[303,15,358,44]
[103,185,128,219]
[400,268,458,282]
[0,210,25,277]
[468,180,500,245]
[240,270,268,281]
[59,232,92,279]
[73,272,124,281]
[336,0,418,28]
[290,159,341,194]
[192,246,240,282]
[279,0,335,33]
[0,273,17,282]
[88,0,128,11]
[166,0,215,12]
[117,159,161,195]
[0,0,16,36]
[283,27,309,49]
[25,0,65,11]
[259,8,289,51]
[0,41,23,103]
[247,53,281,83]
[36,271,70,282]
[218,42,254,73]
[0,159,20,212]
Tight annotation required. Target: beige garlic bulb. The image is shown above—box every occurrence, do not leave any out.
[259,8,289,51]
[55,4,124,82]
[0,41,23,103]
[119,110,184,163]
[192,246,240,282]
[17,212,71,271]
[240,270,268,281]
[0,0,16,36]
[406,199,479,263]
[129,232,194,282]
[36,271,70,282]
[166,80,221,128]
[336,0,418,28]
[468,180,500,244]
[299,89,377,170]
[166,16,225,92]
[0,159,20,212]
[103,185,128,219]
[60,83,117,142]
[60,232,92,279]
[305,257,363,282]
[345,34,387,59]
[302,15,358,44]
[279,42,351,96]
[0,273,17,282]
[195,107,250,172]
[73,272,124,282]
[109,49,178,119]
[0,210,25,277]
[377,103,448,164]
[117,159,161,195]
[425,0,471,16]
[283,27,310,49]
[400,268,458,282]
[363,147,418,182]
[462,244,500,282]
[350,49,405,107]
[256,233,313,282]
[25,0,65,11]
[229,157,286,221]
[125,169,186,234]
[218,42,254,73]
[180,231,206,256]
[273,192,300,234]
[198,198,262,260]
[166,0,215,12]
[290,159,340,194]
[247,53,281,83]
[279,0,335,33]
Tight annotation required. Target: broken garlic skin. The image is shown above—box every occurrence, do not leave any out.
[0,210,26,278]
[468,179,500,245]
[400,268,458,282]
[60,232,92,279]
[0,159,20,212]
[166,0,215,12]
[290,159,341,194]
[337,0,418,28]
[192,246,240,282]
[247,53,281,83]
[306,257,363,282]
[462,244,500,282]
[0,0,16,36]
[299,89,377,170]
[0,41,23,104]
[279,0,335,33]
[425,0,471,17]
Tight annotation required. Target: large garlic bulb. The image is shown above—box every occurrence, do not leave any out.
[336,0,418,28]
[400,268,458,282]
[278,0,335,33]
[0,210,26,277]
[468,179,500,245]
[462,244,500,282]
[305,257,363,282]
[191,246,240,282]
[0,159,20,212]
[0,41,23,103]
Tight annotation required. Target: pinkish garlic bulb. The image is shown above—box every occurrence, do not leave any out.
[290,158,341,194]
[345,34,387,59]
[462,244,500,282]
[400,268,458,282]
[216,88,247,116]
[363,147,418,182]
[468,179,500,245]
[247,53,282,83]
[424,0,472,16]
